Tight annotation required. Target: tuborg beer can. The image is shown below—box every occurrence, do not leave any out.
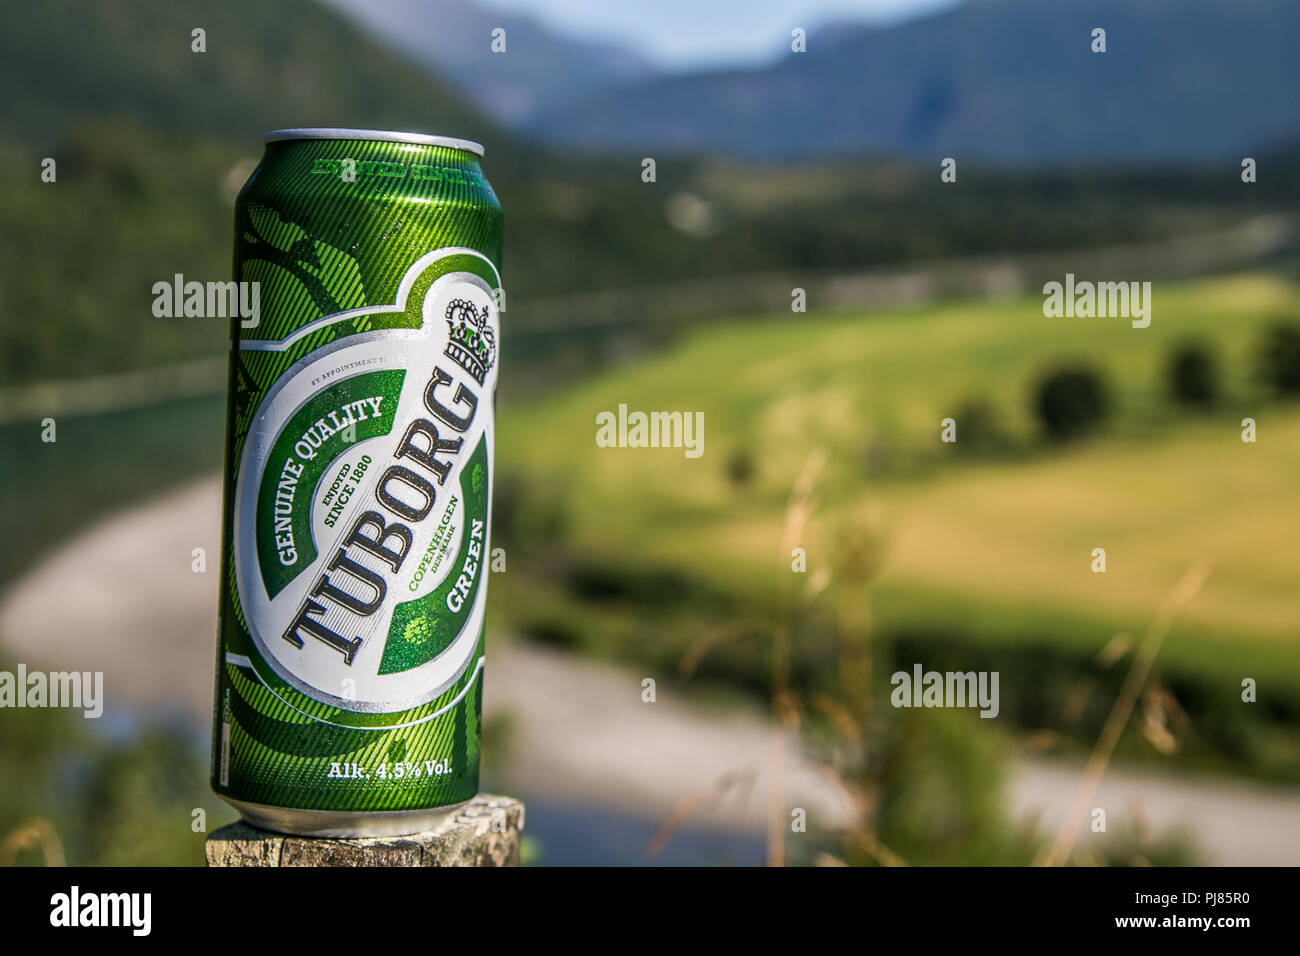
[211,128,502,836]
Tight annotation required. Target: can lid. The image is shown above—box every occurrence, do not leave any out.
[264,128,485,156]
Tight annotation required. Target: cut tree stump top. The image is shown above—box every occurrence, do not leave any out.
[205,794,524,867]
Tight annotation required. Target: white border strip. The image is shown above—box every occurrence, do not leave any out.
[226,652,487,731]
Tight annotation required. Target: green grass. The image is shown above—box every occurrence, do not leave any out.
[4,273,1298,785]
[494,272,1300,777]
[501,273,1295,490]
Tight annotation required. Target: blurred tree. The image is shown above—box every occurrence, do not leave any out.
[1167,340,1219,408]
[725,446,756,486]
[1032,363,1109,441]
[950,396,1010,457]
[1257,320,1300,396]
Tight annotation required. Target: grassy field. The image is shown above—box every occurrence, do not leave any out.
[3,273,1296,786]
[494,272,1300,776]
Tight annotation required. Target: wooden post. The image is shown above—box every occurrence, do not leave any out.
[205,793,524,867]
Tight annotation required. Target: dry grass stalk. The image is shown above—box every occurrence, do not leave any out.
[767,448,827,867]
[677,619,767,680]
[1039,560,1211,867]
[644,769,757,862]
[0,817,65,866]
[1062,676,1096,724]
[1095,633,1133,670]
[814,851,850,867]
[1021,729,1061,753]
[852,829,906,867]
[809,692,862,746]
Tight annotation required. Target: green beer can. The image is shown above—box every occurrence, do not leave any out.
[211,128,502,836]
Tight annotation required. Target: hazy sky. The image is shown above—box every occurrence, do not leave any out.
[480,0,964,70]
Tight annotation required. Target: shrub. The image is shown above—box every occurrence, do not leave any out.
[949,397,1007,457]
[1257,320,1300,396]
[725,446,755,486]
[1032,363,1109,441]
[1166,340,1218,408]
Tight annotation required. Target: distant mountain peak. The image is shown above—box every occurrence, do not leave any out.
[523,0,1300,165]
[317,0,658,125]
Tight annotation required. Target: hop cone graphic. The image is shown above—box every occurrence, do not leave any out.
[471,463,486,495]
[403,616,434,645]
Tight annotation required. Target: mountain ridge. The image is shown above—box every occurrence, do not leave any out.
[524,0,1300,164]
[317,0,657,126]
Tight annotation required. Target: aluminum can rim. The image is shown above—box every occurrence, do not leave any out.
[263,127,485,156]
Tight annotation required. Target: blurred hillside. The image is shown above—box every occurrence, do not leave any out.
[0,0,495,148]
[317,0,657,125]
[530,0,1300,163]
[3,0,1297,390]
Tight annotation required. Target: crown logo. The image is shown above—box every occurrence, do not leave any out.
[443,297,496,385]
